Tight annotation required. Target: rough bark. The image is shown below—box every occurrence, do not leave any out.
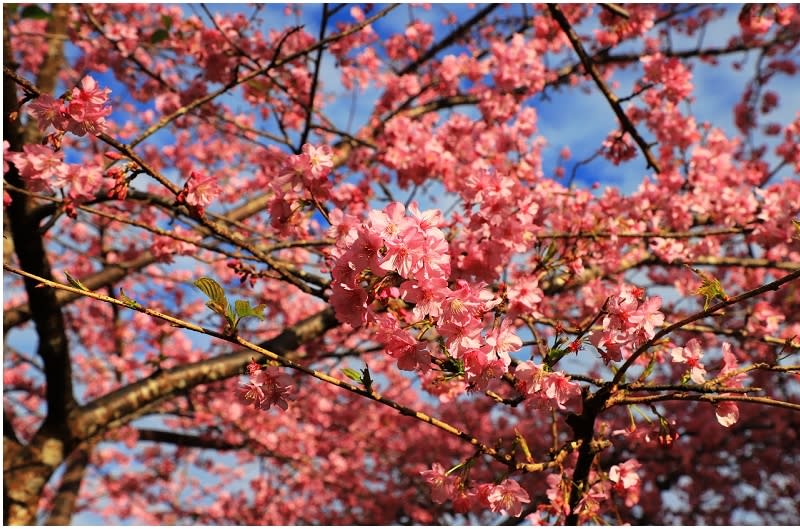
[3,6,78,524]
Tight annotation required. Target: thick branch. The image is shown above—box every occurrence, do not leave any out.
[3,3,76,432]
[6,264,575,474]
[137,428,247,451]
[43,442,94,526]
[73,305,338,442]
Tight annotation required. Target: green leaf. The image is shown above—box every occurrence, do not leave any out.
[150,28,169,44]
[342,368,362,383]
[792,219,800,239]
[690,268,727,310]
[361,365,373,392]
[542,241,558,263]
[441,356,464,376]
[205,300,228,318]
[194,277,227,305]
[160,14,173,30]
[225,305,237,327]
[545,347,568,369]
[118,288,142,309]
[20,5,50,19]
[234,299,266,321]
[65,271,89,291]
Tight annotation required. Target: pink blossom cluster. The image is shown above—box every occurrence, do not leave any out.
[514,361,582,410]
[4,144,107,201]
[329,202,528,387]
[328,201,451,329]
[450,168,542,282]
[421,463,530,517]
[641,53,694,103]
[266,143,335,234]
[589,285,664,363]
[490,33,545,95]
[608,458,642,508]
[150,226,201,263]
[4,144,69,193]
[28,76,112,136]
[670,338,707,383]
[539,463,642,523]
[273,143,334,200]
[237,361,293,411]
[595,5,657,47]
[177,171,222,215]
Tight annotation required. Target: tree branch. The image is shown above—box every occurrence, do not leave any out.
[613,268,800,386]
[42,442,94,525]
[547,3,661,173]
[3,3,77,432]
[5,264,579,475]
[397,3,499,76]
[609,393,800,412]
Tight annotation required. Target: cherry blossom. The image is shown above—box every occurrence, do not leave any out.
[670,338,707,384]
[4,4,799,526]
[608,459,642,507]
[238,365,294,411]
[482,479,531,517]
[5,144,68,192]
[177,171,222,215]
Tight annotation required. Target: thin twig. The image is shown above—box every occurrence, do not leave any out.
[612,268,800,385]
[547,3,661,173]
[3,262,565,475]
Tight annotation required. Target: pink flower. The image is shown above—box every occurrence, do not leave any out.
[515,361,545,395]
[380,227,427,278]
[715,401,739,427]
[485,319,522,368]
[302,143,334,178]
[462,348,505,391]
[609,458,641,489]
[65,163,104,201]
[275,143,334,199]
[238,366,293,411]
[628,295,664,338]
[28,94,69,131]
[451,481,478,513]
[437,320,482,358]
[376,317,431,373]
[29,76,113,136]
[5,144,68,192]
[641,54,693,103]
[540,371,582,410]
[150,227,199,263]
[399,278,448,320]
[516,362,581,410]
[506,277,544,316]
[367,201,409,241]
[670,338,706,384]
[178,171,221,214]
[718,342,746,387]
[65,76,112,133]
[484,479,530,517]
[330,280,369,328]
[590,288,665,363]
[420,463,455,504]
